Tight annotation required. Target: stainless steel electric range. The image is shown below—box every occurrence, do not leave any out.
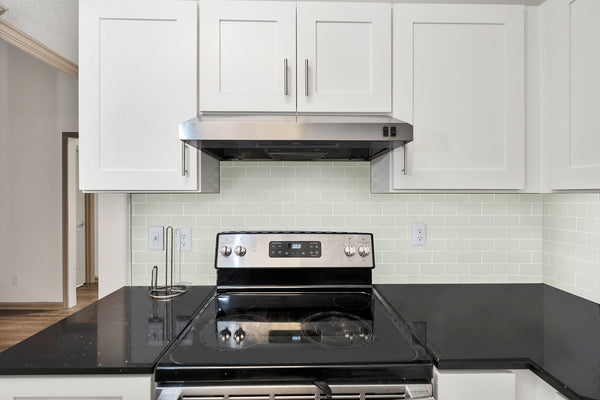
[156,232,434,400]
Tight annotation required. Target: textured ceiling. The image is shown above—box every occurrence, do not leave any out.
[0,0,78,63]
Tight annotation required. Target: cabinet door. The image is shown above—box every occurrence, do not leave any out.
[199,1,296,112]
[435,369,516,400]
[79,0,198,191]
[297,2,391,113]
[0,374,152,400]
[542,0,600,189]
[392,5,525,190]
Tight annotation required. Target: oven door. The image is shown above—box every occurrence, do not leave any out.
[156,383,434,400]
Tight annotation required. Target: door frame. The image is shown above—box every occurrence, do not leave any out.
[62,132,96,309]
[85,194,96,283]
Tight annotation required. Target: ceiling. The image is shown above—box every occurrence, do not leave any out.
[0,0,78,63]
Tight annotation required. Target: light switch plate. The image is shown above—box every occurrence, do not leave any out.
[148,226,164,251]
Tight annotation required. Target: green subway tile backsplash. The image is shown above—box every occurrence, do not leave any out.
[131,162,543,287]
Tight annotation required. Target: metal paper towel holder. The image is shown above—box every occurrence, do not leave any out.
[149,226,188,301]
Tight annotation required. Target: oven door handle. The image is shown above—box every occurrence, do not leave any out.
[313,381,333,400]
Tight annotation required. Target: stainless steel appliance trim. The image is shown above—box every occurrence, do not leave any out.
[284,58,289,96]
[216,233,374,269]
[180,115,412,142]
[158,384,433,400]
[216,285,372,290]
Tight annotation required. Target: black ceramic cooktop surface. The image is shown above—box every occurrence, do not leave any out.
[156,290,432,382]
[0,286,215,374]
[376,284,600,400]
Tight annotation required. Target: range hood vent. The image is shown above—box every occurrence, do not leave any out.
[180,114,413,162]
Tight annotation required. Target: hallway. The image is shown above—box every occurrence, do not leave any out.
[0,283,98,353]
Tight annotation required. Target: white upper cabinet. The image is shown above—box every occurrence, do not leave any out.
[542,0,600,190]
[79,0,199,192]
[392,4,525,190]
[296,2,391,113]
[199,1,296,112]
[199,1,391,113]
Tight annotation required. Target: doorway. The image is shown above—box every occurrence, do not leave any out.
[62,132,97,309]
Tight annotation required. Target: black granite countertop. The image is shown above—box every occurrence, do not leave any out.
[0,286,215,374]
[376,284,600,400]
[0,283,597,400]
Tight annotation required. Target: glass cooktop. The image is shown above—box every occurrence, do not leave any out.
[156,289,432,382]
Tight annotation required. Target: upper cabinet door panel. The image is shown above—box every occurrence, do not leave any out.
[199,1,296,112]
[297,2,391,113]
[79,0,198,191]
[543,0,600,189]
[392,4,525,190]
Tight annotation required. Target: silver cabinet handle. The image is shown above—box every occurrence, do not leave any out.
[181,142,187,177]
[283,58,288,96]
[304,59,309,96]
[402,145,408,175]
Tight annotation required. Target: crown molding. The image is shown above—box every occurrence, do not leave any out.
[0,19,78,79]
[0,4,7,16]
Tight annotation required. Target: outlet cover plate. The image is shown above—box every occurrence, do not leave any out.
[412,223,427,246]
[179,228,192,252]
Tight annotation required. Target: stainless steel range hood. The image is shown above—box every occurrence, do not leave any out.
[180,114,412,162]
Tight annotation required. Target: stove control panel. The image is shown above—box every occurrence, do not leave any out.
[269,241,321,258]
[216,232,374,268]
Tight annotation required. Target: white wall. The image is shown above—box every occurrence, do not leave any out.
[96,193,130,298]
[0,40,78,302]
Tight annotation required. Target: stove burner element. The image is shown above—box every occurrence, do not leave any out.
[303,311,373,349]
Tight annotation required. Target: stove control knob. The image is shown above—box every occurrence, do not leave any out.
[234,328,246,344]
[219,245,232,257]
[234,245,247,257]
[344,244,356,257]
[358,245,371,257]
[218,328,231,342]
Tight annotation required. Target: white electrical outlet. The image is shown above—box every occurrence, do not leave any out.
[412,223,427,246]
[148,226,164,251]
[179,228,192,252]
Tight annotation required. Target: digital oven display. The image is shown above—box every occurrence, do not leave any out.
[268,330,321,343]
[269,241,321,258]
